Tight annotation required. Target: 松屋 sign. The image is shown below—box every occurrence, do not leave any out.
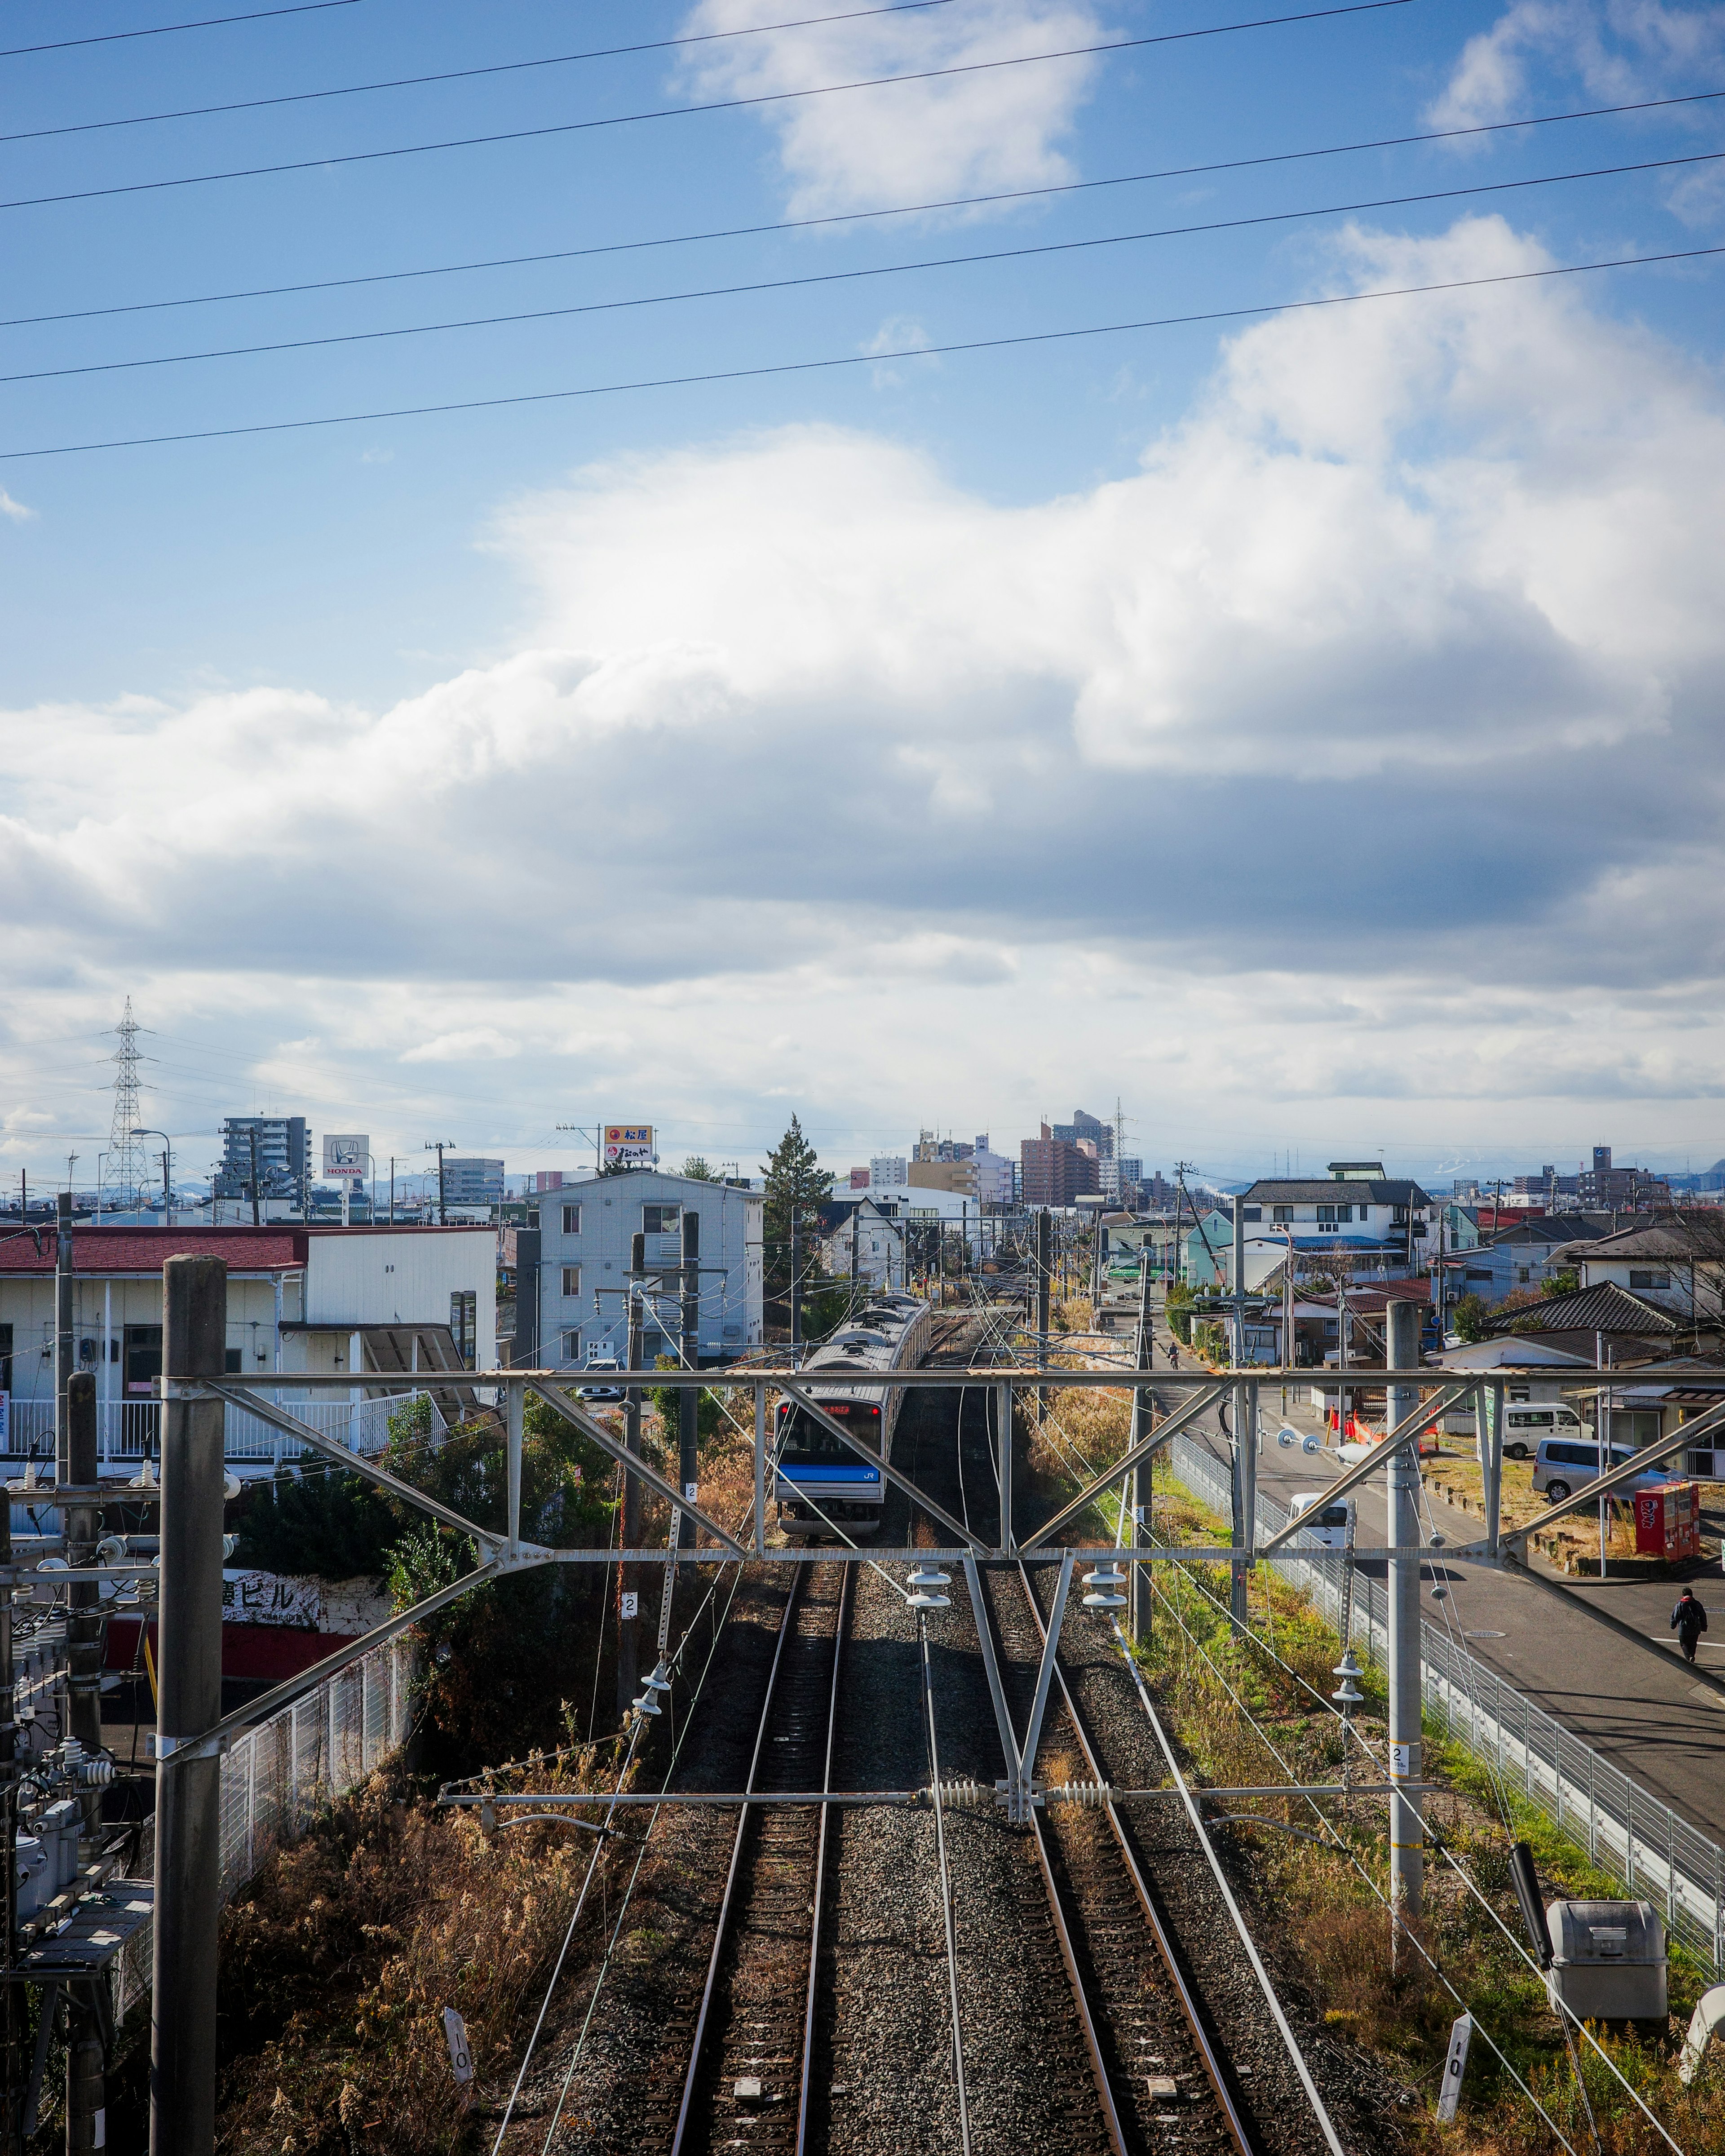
[323,1133,369,1182]
[604,1124,654,1169]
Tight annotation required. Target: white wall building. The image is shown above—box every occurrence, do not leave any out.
[869,1155,907,1189]
[536,1170,764,1368]
[820,1199,904,1288]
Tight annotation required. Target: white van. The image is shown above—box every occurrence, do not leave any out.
[1491,1403,1586,1461]
[1288,1492,1355,1551]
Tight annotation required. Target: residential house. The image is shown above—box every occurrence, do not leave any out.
[818,1198,904,1289]
[1561,1214,1725,1340]
[1481,1279,1683,1361]
[1231,1165,1434,1280]
[1446,1213,1617,1308]
[0,1222,495,1479]
[1180,1210,1236,1289]
[536,1170,763,1369]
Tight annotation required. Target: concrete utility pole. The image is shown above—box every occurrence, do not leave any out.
[65,1373,103,1759]
[248,1126,261,1227]
[789,1216,801,1362]
[1231,1196,1247,1366]
[1385,1298,1423,1926]
[679,1210,699,1562]
[1132,1251,1154,1643]
[150,1254,228,2156]
[617,1233,645,1722]
[55,1192,75,1476]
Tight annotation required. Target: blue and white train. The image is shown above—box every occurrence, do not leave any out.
[774,1294,934,1541]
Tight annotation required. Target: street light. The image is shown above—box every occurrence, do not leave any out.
[133,1131,173,1224]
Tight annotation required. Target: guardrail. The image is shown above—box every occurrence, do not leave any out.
[112,1631,422,2021]
[1164,1430,1725,1976]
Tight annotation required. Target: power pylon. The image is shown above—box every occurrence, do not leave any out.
[108,997,148,1204]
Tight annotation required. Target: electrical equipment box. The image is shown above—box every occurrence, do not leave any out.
[13,1835,50,1920]
[1546,1900,1667,2022]
[38,1797,81,1888]
[1635,1481,1700,1560]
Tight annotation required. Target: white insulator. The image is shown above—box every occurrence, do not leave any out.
[1045,1780,1114,1808]
[1083,1566,1127,1589]
[632,1693,662,1718]
[78,1755,115,1788]
[907,1591,950,1611]
[1082,1592,1127,1611]
[907,1566,951,1590]
[937,1778,990,1808]
[642,1666,674,1695]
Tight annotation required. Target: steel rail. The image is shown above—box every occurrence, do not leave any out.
[668,1559,850,2156]
[918,1607,973,2156]
[795,1563,852,2156]
[968,1566,1130,2156]
[1013,1560,1256,2156]
[669,1563,807,2156]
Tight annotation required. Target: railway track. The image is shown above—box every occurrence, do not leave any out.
[655,1558,852,2156]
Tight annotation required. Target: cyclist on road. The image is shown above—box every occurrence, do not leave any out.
[1672,1587,1709,1664]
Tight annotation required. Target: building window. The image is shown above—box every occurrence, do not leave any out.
[1518,1267,1531,1284]
[562,1266,582,1297]
[1316,1204,1352,1226]
[1241,1206,1262,1222]
[1629,1270,1672,1290]
[450,1291,477,1368]
[1272,1205,1293,1224]
[642,1203,681,1234]
[124,1324,163,1397]
[564,1331,584,1362]
[1465,1269,1492,1283]
[561,1203,582,1235]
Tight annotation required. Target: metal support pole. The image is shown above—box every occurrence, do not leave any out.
[150,1253,228,2156]
[618,1235,645,1720]
[998,1379,1014,1553]
[1385,1299,1423,1926]
[753,1380,767,1560]
[1232,1198,1246,1365]
[789,1216,801,1362]
[0,1406,17,2156]
[66,1991,105,2156]
[55,1192,75,1474]
[1132,1255,1153,1643]
[1230,1378,1254,1631]
[679,1210,699,1561]
[504,1381,523,1552]
[1035,1209,1051,1418]
[65,1372,104,1764]
[1479,1381,1501,1554]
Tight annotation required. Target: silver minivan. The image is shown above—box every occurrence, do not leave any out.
[1531,1438,1666,1503]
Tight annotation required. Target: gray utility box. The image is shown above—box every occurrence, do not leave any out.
[1546,1900,1667,2022]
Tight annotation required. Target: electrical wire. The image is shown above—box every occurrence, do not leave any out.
[0,1,360,62]
[0,3,961,145]
[4,107,1693,369]
[0,0,1417,217]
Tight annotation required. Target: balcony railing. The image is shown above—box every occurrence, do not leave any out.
[1,1389,445,1470]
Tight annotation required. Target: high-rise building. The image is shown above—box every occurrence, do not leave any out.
[1021,1125,1101,1207]
[870,1155,907,1187]
[216,1116,312,1201]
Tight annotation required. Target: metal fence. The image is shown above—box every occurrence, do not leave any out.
[113,1632,422,2021]
[1164,1431,1725,1976]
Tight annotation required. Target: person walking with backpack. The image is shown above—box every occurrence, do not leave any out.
[1672,1586,1709,1664]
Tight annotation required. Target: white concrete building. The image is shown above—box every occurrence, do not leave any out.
[536,1170,764,1368]
[819,1198,904,1288]
[869,1156,907,1189]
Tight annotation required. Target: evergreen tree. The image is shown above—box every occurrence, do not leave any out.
[762,1114,833,1297]
[680,1156,717,1181]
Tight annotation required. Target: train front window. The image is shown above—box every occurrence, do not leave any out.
[778,1403,880,1463]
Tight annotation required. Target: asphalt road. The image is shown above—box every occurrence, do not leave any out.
[1122,1300,1725,1846]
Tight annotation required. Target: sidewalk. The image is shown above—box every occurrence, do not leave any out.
[1142,1315,1725,1848]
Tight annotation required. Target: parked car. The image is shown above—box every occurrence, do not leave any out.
[1495,1403,1588,1461]
[1531,1438,1668,1504]
[1288,1492,1355,1550]
[576,1358,625,1403]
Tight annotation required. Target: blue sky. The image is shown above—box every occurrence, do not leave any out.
[2,0,1724,1192]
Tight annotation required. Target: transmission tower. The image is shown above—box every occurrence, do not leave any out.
[108,997,148,1204]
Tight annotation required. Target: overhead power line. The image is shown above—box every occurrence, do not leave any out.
[3,239,1717,462]
[5,84,1719,334]
[0,0,1416,216]
[0,1,361,62]
[6,148,1717,389]
[0,2,960,145]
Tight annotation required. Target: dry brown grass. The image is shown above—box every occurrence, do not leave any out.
[220,1747,634,2155]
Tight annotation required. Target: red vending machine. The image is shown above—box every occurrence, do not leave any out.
[1634,1482,1701,1560]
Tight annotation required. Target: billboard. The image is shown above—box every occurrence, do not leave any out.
[323,1133,369,1182]
[603,1124,655,1170]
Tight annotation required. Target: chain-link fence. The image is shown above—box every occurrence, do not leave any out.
[1164,1430,1725,1976]
[113,1633,421,2021]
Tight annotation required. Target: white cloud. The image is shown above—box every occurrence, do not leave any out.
[4,215,1725,1166]
[863,313,936,386]
[673,0,1105,217]
[0,489,36,523]
[1428,0,1725,131]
